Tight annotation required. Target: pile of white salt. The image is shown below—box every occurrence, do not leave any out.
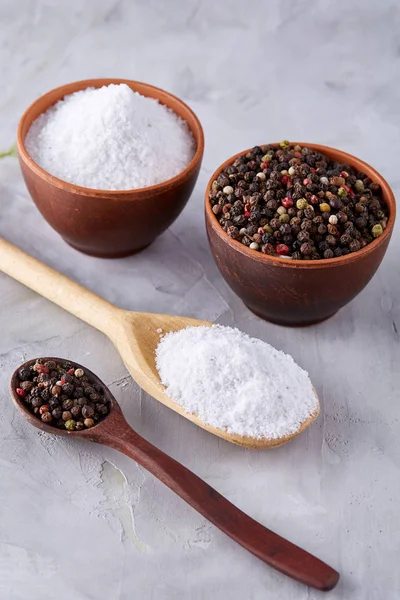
[25,83,195,191]
[156,325,318,440]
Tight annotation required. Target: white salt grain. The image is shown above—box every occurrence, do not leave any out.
[156,325,318,440]
[25,84,195,191]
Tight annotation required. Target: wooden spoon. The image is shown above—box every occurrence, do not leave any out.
[0,238,319,448]
[10,358,339,591]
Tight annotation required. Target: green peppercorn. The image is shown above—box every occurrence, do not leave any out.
[337,187,348,197]
[296,199,308,210]
[354,180,364,192]
[263,224,273,234]
[279,214,290,223]
[371,224,383,238]
[280,140,290,149]
[65,419,76,431]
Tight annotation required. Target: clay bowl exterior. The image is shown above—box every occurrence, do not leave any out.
[205,143,396,326]
[17,79,204,258]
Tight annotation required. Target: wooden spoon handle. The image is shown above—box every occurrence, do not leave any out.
[104,426,339,591]
[0,238,118,333]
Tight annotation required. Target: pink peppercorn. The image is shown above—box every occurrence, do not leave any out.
[340,171,349,178]
[261,161,269,170]
[280,175,290,185]
[282,197,294,209]
[276,244,289,255]
[310,195,319,204]
[16,388,26,398]
[244,211,251,218]
[257,227,265,235]
[303,178,311,186]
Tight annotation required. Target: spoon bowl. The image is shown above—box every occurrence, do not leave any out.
[10,358,338,592]
[1,238,319,448]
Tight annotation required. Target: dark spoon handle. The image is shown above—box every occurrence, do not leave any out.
[102,425,339,591]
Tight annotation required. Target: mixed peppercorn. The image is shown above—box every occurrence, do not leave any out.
[209,141,388,259]
[15,359,110,431]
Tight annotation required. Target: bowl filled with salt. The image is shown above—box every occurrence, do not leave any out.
[17,79,204,258]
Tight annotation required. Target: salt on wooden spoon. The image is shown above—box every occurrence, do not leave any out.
[0,238,319,448]
[10,357,339,592]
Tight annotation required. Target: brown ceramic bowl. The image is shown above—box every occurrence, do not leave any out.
[17,79,204,258]
[205,143,396,326]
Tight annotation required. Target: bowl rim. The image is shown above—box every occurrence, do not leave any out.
[17,78,205,198]
[205,142,396,269]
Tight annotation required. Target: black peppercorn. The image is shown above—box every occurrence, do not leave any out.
[304,207,314,220]
[227,226,239,239]
[297,231,310,243]
[18,367,31,381]
[21,380,34,393]
[82,405,95,419]
[31,397,43,408]
[96,404,109,416]
[71,405,82,419]
[62,399,74,410]
[340,233,352,246]
[300,242,312,256]
[52,407,63,420]
[349,239,361,252]
[40,387,51,401]
[62,383,74,396]
[325,235,337,247]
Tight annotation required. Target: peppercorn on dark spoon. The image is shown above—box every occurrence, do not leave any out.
[10,357,339,592]
[0,238,319,449]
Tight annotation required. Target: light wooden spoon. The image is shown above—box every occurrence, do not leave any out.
[0,238,320,448]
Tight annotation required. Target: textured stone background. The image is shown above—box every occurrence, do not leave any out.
[0,1,399,598]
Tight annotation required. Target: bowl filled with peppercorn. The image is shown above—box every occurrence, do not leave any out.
[205,142,395,326]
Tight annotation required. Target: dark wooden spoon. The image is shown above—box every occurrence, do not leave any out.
[10,358,339,592]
